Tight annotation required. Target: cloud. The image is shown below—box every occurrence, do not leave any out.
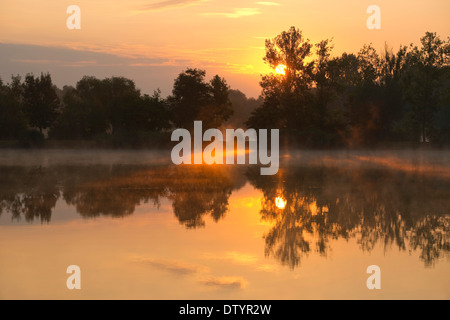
[255,264,279,273]
[132,256,209,275]
[256,2,281,6]
[11,59,104,68]
[10,59,64,65]
[138,0,208,12]
[202,251,259,265]
[202,8,261,18]
[131,255,248,290]
[224,251,258,264]
[199,276,248,289]
[0,42,262,98]
[1,43,169,67]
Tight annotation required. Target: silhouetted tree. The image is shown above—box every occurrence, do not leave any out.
[310,39,347,146]
[141,90,171,132]
[2,30,449,148]
[401,32,450,142]
[50,77,109,139]
[247,26,314,137]
[22,73,59,133]
[247,28,450,147]
[433,65,450,143]
[106,76,142,135]
[0,76,27,139]
[169,68,233,130]
[50,77,170,142]
[198,75,233,129]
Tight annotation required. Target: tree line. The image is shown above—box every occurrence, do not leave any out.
[247,27,450,147]
[0,69,245,147]
[0,27,449,148]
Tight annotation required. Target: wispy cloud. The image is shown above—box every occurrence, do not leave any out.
[131,255,248,290]
[138,0,209,12]
[202,251,279,273]
[199,276,248,289]
[256,2,281,6]
[11,59,63,65]
[255,264,279,273]
[202,251,259,265]
[202,8,261,18]
[227,251,258,264]
[10,58,120,68]
[131,256,209,275]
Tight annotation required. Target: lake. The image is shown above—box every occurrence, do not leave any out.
[0,149,449,299]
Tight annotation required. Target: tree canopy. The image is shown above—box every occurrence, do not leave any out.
[247,27,450,147]
[0,29,449,148]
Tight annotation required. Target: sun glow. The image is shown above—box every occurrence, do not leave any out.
[275,196,287,209]
[275,64,286,75]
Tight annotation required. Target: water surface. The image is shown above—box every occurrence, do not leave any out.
[0,150,449,299]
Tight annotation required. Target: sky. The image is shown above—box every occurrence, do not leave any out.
[0,0,449,98]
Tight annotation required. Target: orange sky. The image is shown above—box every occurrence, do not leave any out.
[1,0,449,97]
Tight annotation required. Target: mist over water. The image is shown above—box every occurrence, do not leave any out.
[0,149,173,167]
[1,148,449,167]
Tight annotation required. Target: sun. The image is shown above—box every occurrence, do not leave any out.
[275,64,286,75]
[275,196,287,209]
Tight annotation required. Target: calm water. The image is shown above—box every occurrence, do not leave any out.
[0,150,449,299]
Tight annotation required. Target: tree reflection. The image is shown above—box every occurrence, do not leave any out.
[409,216,449,266]
[61,165,168,218]
[0,166,59,223]
[167,166,236,228]
[1,159,448,267]
[0,164,243,228]
[246,165,450,268]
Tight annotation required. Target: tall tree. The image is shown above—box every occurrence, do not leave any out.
[312,39,336,130]
[141,90,171,132]
[22,73,59,133]
[169,69,211,129]
[106,76,142,135]
[169,68,232,130]
[198,75,233,129]
[402,32,449,142]
[247,26,318,145]
[0,76,27,139]
[50,77,110,139]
